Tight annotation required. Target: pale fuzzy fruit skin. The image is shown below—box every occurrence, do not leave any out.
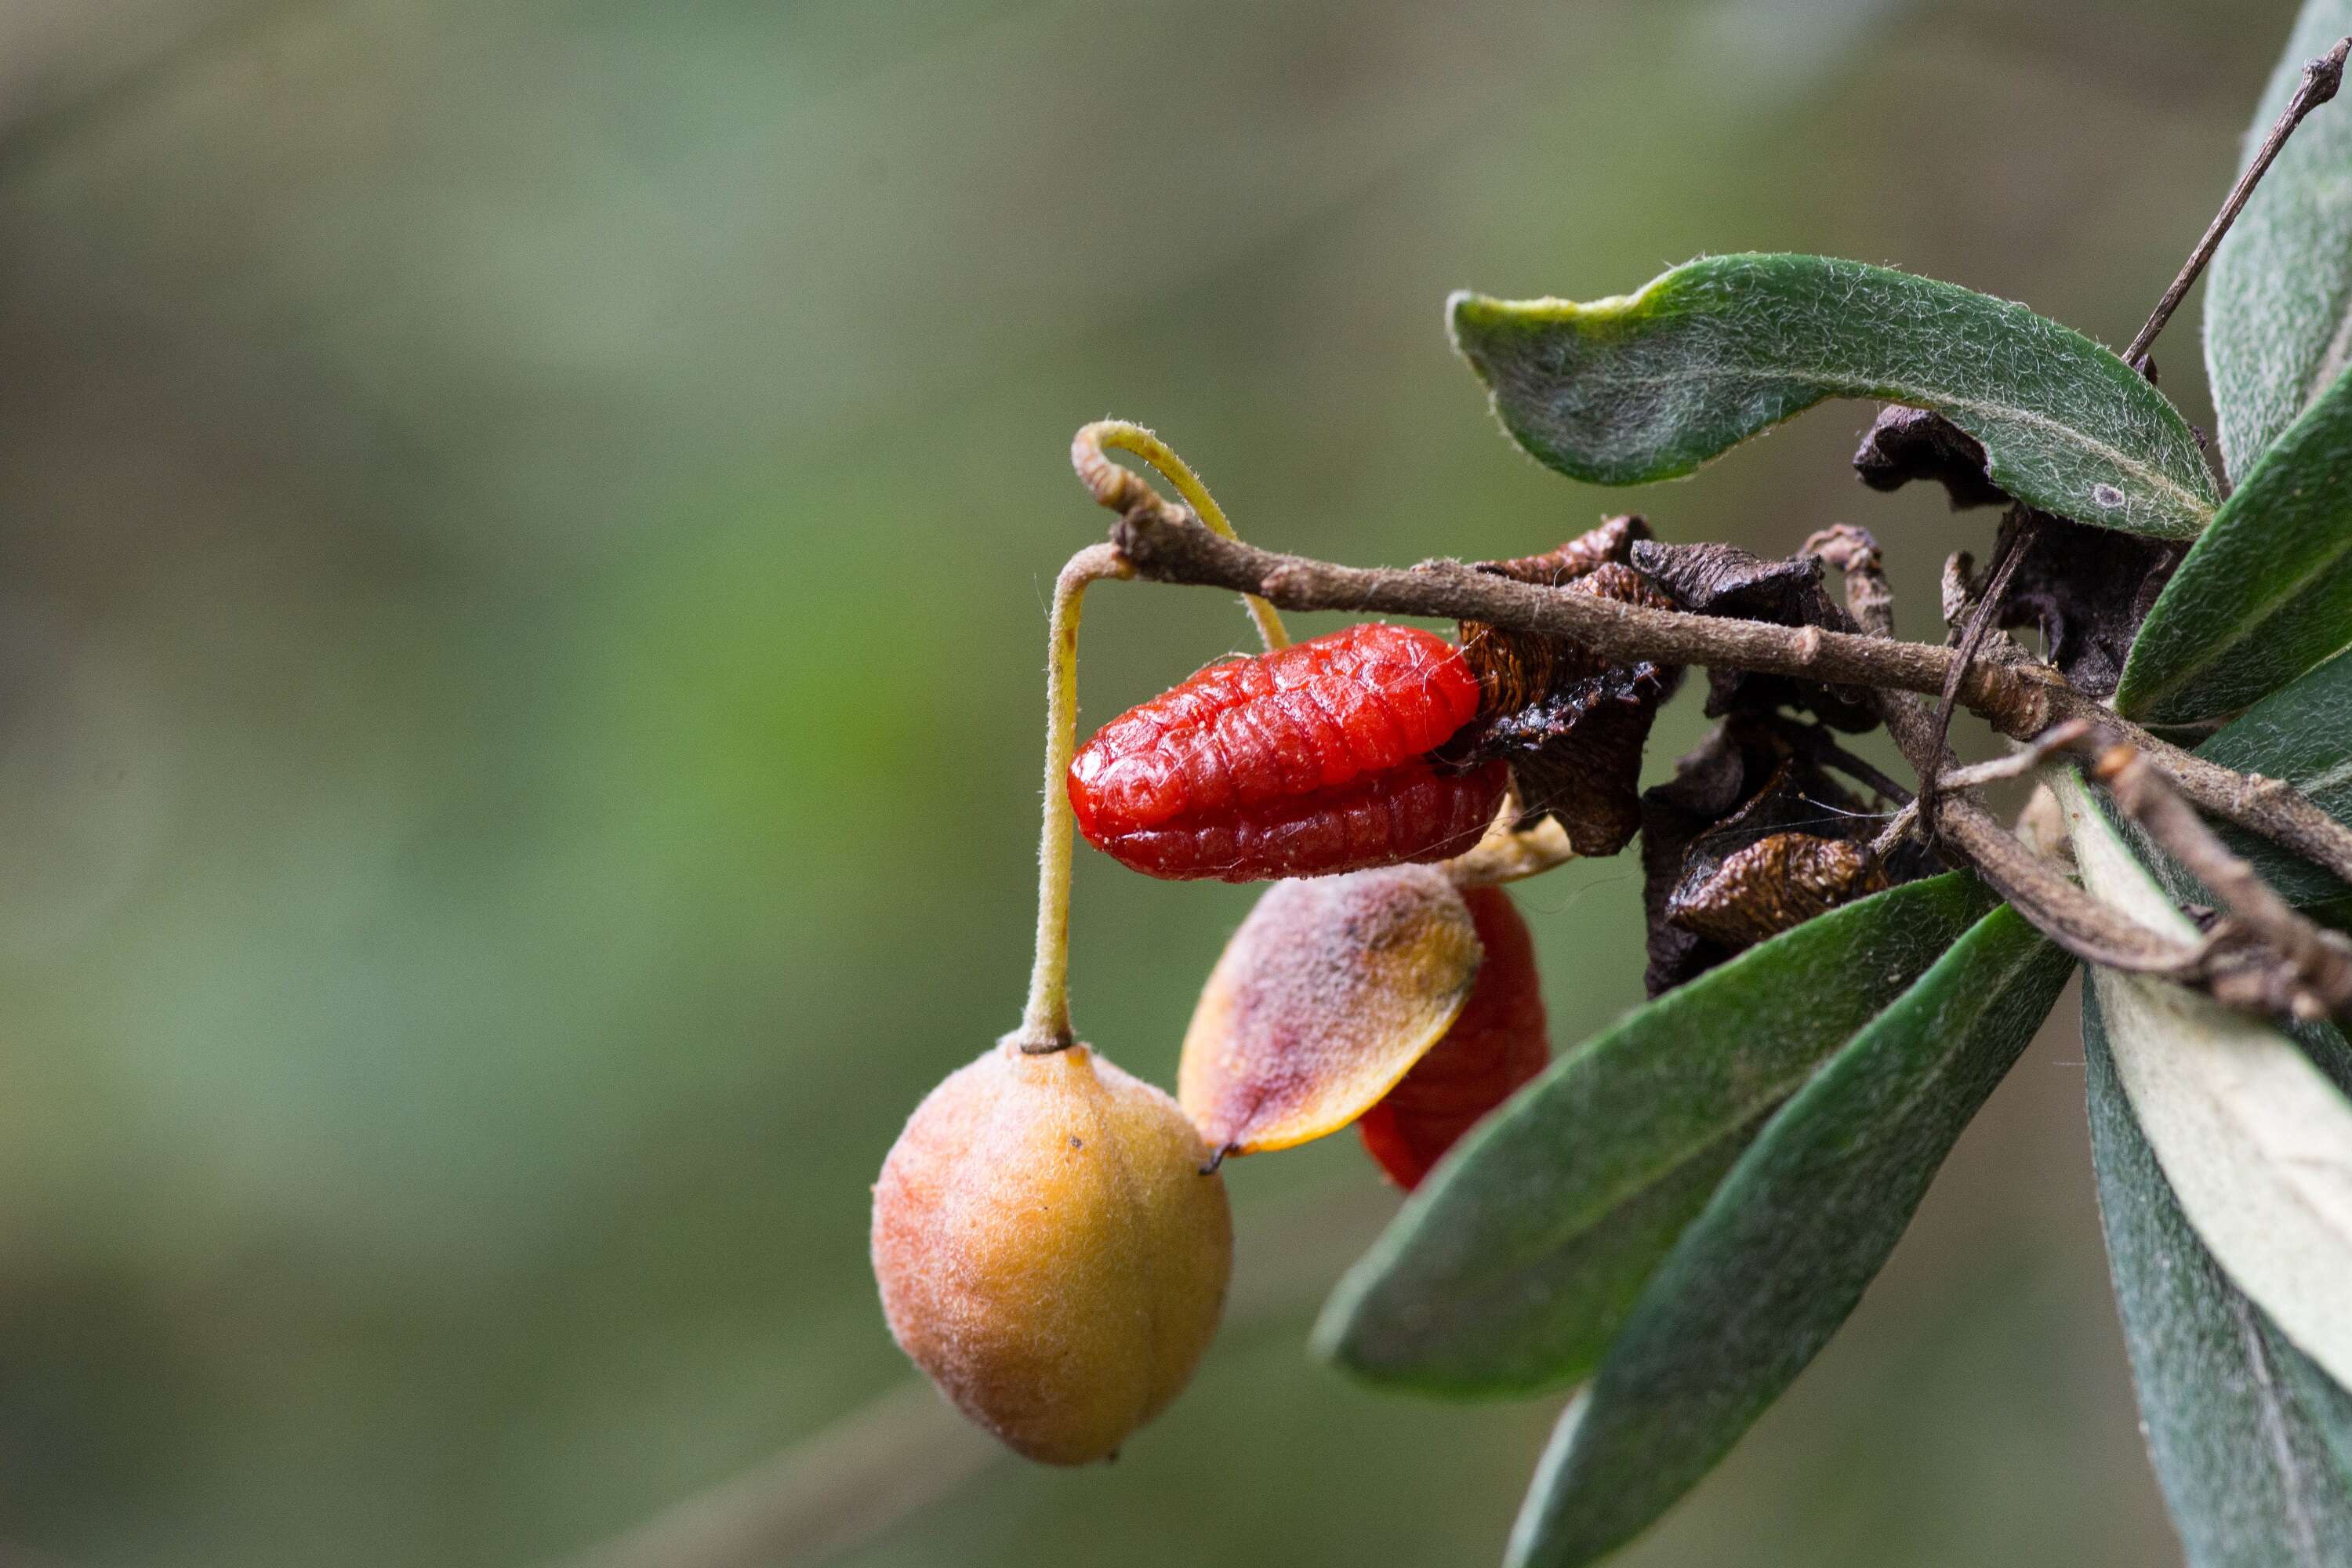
[871,1040,1233,1465]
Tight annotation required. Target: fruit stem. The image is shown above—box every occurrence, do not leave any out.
[1011,543,1134,1054]
[1071,420,1289,652]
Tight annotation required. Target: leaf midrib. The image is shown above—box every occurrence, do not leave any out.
[1473,1062,1780,1285]
[1828,939,2046,1154]
[2132,513,2352,707]
[2235,1293,2328,1568]
[2302,292,2352,427]
[2112,969,2352,1363]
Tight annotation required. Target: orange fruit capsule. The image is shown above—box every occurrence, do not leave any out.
[872,1041,1232,1465]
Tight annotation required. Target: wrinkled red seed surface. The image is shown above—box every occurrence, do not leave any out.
[1357,885,1549,1189]
[1094,758,1508,883]
[1069,624,1498,882]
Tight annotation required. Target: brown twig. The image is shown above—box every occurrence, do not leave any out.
[1919,517,2030,845]
[1870,682,2202,978]
[1867,801,1919,862]
[1820,539,2220,973]
[2122,34,2352,372]
[1112,509,2352,944]
[2083,739,2352,1021]
[1816,539,2352,1018]
[1112,509,2060,730]
[2108,735,2352,888]
[1814,530,2241,984]
[1933,719,2098,793]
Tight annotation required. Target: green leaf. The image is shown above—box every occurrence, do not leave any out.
[2205,0,2352,482]
[1450,253,2217,538]
[2056,771,2352,1390]
[1312,871,1994,1398]
[1504,907,2071,1568]
[2279,1330,2352,1490]
[2116,369,2352,725]
[2188,650,2352,916]
[2086,985,2352,1568]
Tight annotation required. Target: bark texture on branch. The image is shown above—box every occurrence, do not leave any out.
[1111,509,2352,902]
[1112,510,2062,731]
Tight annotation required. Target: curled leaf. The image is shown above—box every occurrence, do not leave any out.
[1488,663,1678,858]
[1475,514,1650,596]
[1639,719,1929,995]
[1450,254,2216,539]
[1851,405,2008,510]
[1666,831,1887,949]
[1453,531,1684,856]
[1179,865,1483,1155]
[1958,507,2183,702]
[1631,540,1876,731]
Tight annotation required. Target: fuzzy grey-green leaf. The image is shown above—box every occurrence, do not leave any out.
[2060,772,2352,1391]
[1312,871,1993,1398]
[1505,907,2070,1568]
[1451,253,2216,538]
[2086,988,2352,1568]
[2205,0,2352,481]
[2117,366,2352,725]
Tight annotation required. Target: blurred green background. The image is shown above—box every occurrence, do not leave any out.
[0,2,2300,1563]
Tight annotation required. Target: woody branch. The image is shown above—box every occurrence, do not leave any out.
[1107,506,2352,891]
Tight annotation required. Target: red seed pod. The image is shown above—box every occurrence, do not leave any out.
[1356,885,1549,1189]
[1069,623,1505,882]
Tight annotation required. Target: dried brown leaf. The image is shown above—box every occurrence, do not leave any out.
[1851,405,2009,510]
[1630,541,1877,731]
[1666,832,1889,949]
[1454,550,1682,856]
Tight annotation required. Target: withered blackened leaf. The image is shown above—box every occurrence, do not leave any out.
[1481,662,1676,856]
[1639,718,1935,995]
[1639,725,1761,995]
[1461,517,1652,712]
[1629,540,1877,731]
[1852,405,2009,510]
[1479,514,1649,587]
[1454,535,1681,858]
[1969,508,2184,701]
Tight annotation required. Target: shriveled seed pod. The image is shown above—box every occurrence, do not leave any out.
[1356,885,1550,1189]
[1069,623,1506,882]
[872,1040,1232,1465]
[1179,864,1483,1156]
[1665,830,1888,949]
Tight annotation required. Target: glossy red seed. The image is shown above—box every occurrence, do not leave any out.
[1069,624,1497,882]
[1093,757,1509,883]
[1357,885,1549,1189]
